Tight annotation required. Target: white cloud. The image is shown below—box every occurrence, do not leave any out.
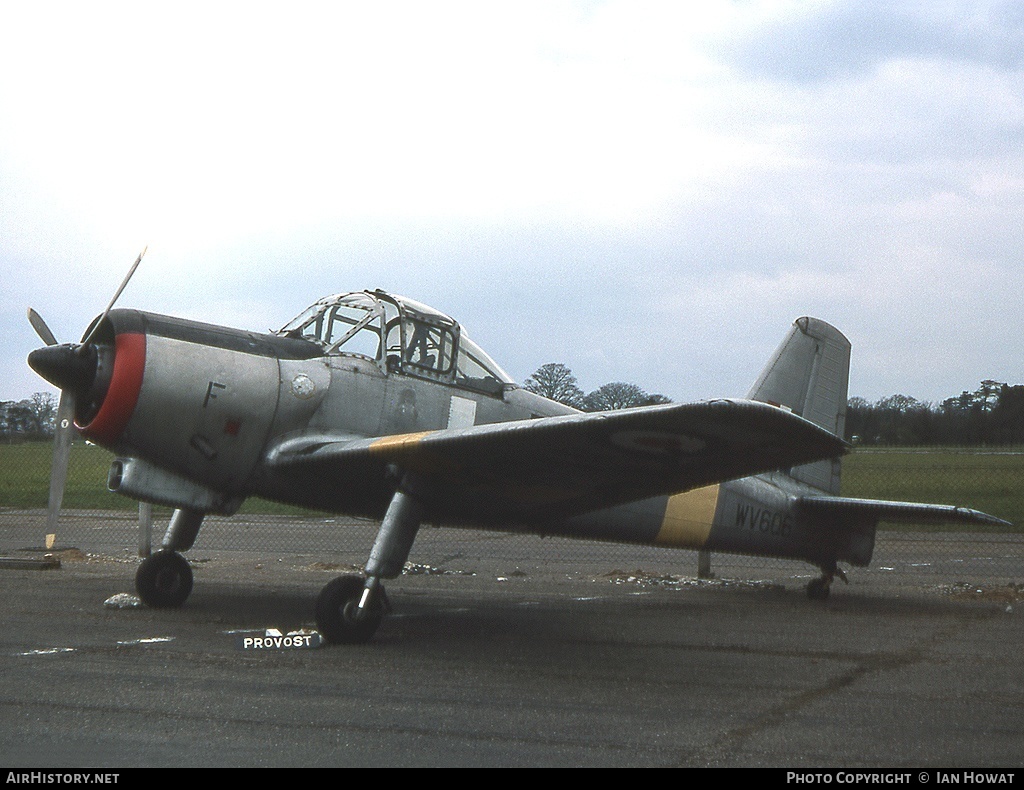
[3,1,1022,407]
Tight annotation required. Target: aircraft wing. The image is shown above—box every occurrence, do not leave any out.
[265,398,847,523]
[797,496,1012,528]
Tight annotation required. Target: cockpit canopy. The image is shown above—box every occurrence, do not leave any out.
[277,289,513,395]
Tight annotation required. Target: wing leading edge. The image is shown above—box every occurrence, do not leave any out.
[265,398,847,524]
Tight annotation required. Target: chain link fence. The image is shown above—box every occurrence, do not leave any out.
[0,442,1021,591]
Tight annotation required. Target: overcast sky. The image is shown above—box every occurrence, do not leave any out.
[3,1,1022,407]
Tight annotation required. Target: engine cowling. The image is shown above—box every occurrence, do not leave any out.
[32,308,327,505]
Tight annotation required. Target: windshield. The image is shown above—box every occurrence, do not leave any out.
[456,336,513,385]
[279,292,383,361]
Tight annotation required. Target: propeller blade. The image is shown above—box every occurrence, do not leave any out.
[82,246,148,345]
[27,308,59,346]
[44,390,76,550]
[34,246,146,547]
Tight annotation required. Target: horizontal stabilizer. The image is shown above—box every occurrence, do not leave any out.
[798,496,1011,528]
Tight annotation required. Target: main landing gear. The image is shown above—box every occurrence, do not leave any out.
[136,550,193,608]
[806,560,848,601]
[314,576,388,644]
[135,508,204,608]
[315,481,424,645]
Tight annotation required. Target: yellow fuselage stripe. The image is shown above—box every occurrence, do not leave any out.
[367,431,433,454]
[655,484,720,548]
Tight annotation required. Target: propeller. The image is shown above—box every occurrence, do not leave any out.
[83,246,146,346]
[26,310,72,549]
[27,308,58,347]
[27,247,148,549]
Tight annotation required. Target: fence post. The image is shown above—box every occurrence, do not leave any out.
[139,501,153,557]
[698,549,713,579]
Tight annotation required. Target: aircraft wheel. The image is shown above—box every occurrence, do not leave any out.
[806,577,830,601]
[136,550,193,608]
[315,575,384,645]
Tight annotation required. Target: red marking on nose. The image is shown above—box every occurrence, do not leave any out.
[79,332,146,445]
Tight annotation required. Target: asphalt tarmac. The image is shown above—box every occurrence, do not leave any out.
[0,514,1021,768]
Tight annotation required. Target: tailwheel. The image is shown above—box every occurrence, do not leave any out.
[806,562,847,601]
[136,550,193,608]
[315,575,386,645]
[806,577,831,601]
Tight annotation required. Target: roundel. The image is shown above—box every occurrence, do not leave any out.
[610,430,706,455]
[291,373,317,399]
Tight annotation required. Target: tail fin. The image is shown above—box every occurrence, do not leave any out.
[748,317,851,493]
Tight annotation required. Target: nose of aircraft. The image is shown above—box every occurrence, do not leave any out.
[27,343,97,393]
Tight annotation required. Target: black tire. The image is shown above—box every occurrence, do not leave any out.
[135,551,194,608]
[806,577,830,601]
[315,575,383,645]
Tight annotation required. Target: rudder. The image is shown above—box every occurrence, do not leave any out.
[747,317,851,493]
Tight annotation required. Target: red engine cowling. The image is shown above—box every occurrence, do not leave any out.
[77,330,146,445]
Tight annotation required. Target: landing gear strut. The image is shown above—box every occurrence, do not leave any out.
[806,561,848,601]
[316,480,424,645]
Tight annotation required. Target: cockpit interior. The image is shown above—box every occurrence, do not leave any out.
[278,290,512,396]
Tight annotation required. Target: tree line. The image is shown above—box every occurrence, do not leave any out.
[4,375,1022,446]
[522,363,671,411]
[525,364,1024,447]
[847,380,1024,446]
[1,393,57,440]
